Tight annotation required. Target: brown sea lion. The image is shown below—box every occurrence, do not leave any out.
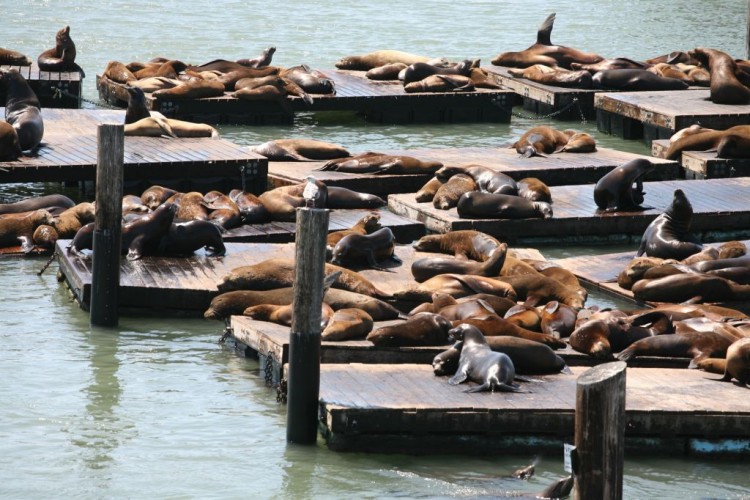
[632,273,750,303]
[718,241,747,259]
[32,224,58,251]
[504,304,542,331]
[228,190,269,224]
[446,324,522,392]
[435,164,518,195]
[366,312,452,347]
[155,60,188,79]
[517,178,552,203]
[512,126,576,158]
[570,57,648,73]
[124,116,220,139]
[335,50,432,70]
[120,202,177,260]
[0,69,43,152]
[151,79,226,100]
[37,26,84,75]
[457,191,553,220]
[498,273,586,308]
[393,274,518,302]
[330,227,401,270]
[411,243,508,283]
[415,177,445,202]
[411,293,516,318]
[668,124,712,145]
[452,316,566,349]
[560,132,597,152]
[141,185,178,210]
[187,59,277,73]
[124,86,151,124]
[122,195,150,215]
[53,202,95,238]
[365,62,408,80]
[103,61,137,84]
[202,191,241,229]
[318,153,443,175]
[689,47,750,104]
[281,65,335,94]
[432,174,477,210]
[249,138,350,161]
[647,63,693,82]
[665,125,750,160]
[0,121,21,161]
[680,247,720,266]
[469,68,502,89]
[636,189,702,260]
[568,316,658,360]
[129,76,181,93]
[594,158,656,212]
[412,230,502,261]
[236,46,276,68]
[617,329,734,363]
[321,308,374,341]
[243,302,334,329]
[507,64,593,88]
[401,60,476,86]
[0,209,54,252]
[168,191,209,221]
[617,256,666,290]
[715,338,750,386]
[257,184,304,221]
[233,75,312,105]
[694,357,727,375]
[592,69,690,91]
[326,214,381,256]
[0,48,32,66]
[158,219,226,257]
[403,74,475,93]
[540,300,578,338]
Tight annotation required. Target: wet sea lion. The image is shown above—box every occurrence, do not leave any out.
[0,122,22,161]
[411,243,508,282]
[689,47,750,104]
[243,302,334,329]
[446,324,522,392]
[335,50,432,70]
[617,329,734,363]
[631,273,750,303]
[457,191,553,220]
[318,153,443,175]
[432,174,477,210]
[636,189,702,260]
[121,202,177,260]
[394,274,518,302]
[0,209,54,252]
[507,64,593,88]
[236,46,276,68]
[517,177,552,203]
[415,177,445,202]
[321,308,374,341]
[435,164,518,195]
[37,26,84,75]
[324,187,385,209]
[330,227,401,270]
[594,158,656,212]
[412,230,502,261]
[511,126,575,158]
[158,219,226,257]
[0,69,43,152]
[366,312,452,347]
[249,138,350,161]
[0,48,32,66]
[592,69,690,91]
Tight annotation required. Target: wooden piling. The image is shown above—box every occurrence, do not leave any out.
[574,361,626,500]
[90,123,124,327]
[286,207,330,444]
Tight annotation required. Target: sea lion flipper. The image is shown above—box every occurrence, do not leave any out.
[536,13,556,46]
[448,367,468,385]
[464,383,491,393]
[18,235,34,253]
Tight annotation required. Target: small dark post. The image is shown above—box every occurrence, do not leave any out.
[286,207,329,444]
[574,361,626,500]
[90,123,124,327]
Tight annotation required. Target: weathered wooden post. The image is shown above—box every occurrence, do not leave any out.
[574,361,626,500]
[90,123,124,327]
[286,206,329,444]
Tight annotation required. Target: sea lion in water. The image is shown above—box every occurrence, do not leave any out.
[37,25,84,75]
[411,243,508,283]
[446,324,522,392]
[457,191,553,220]
[366,312,452,347]
[689,47,750,104]
[249,138,350,161]
[0,69,43,152]
[412,230,502,261]
[636,189,702,261]
[335,50,432,70]
[594,158,656,212]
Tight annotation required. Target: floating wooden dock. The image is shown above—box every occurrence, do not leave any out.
[267,146,680,196]
[318,363,750,455]
[651,139,750,180]
[0,108,266,192]
[97,70,514,125]
[0,63,82,108]
[596,89,750,145]
[388,177,750,245]
[483,65,597,120]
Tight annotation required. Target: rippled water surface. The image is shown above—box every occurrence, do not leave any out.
[1,1,750,498]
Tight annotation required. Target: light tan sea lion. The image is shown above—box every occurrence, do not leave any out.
[321,308,374,341]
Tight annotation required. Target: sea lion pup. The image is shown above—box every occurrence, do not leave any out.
[415,177,445,202]
[0,69,43,152]
[517,177,552,203]
[321,308,374,341]
[243,302,334,329]
[330,227,401,270]
[335,50,432,70]
[636,189,702,261]
[0,48,32,66]
[689,47,750,104]
[412,230,502,261]
[151,78,226,100]
[216,258,392,299]
[326,214,381,257]
[446,324,522,392]
[617,328,735,364]
[411,243,508,283]
[0,209,54,252]
[632,273,750,303]
[511,126,576,158]
[432,174,477,210]
[593,158,656,212]
[236,46,276,68]
[664,125,750,160]
[591,69,690,91]
[491,13,604,69]
[435,164,518,195]
[507,64,593,88]
[37,25,85,76]
[393,274,517,303]
[713,338,750,386]
[249,138,350,161]
[366,312,452,347]
[318,152,443,175]
[457,191,553,220]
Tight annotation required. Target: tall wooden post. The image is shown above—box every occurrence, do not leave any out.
[286,207,329,444]
[574,361,626,500]
[747,0,750,59]
[90,123,124,327]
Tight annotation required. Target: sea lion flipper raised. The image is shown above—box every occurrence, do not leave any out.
[536,13,556,46]
[448,367,469,385]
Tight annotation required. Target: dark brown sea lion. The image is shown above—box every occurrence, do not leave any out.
[689,47,750,104]
[560,132,597,152]
[366,312,452,347]
[0,209,54,252]
[617,329,734,363]
[158,220,226,257]
[512,126,575,158]
[281,65,335,94]
[32,224,58,251]
[66,222,94,257]
[632,273,750,303]
[435,164,518,195]
[141,185,178,210]
[517,178,552,203]
[151,79,225,100]
[228,190,269,224]
[335,50,432,70]
[53,202,95,238]
[411,243,508,283]
[432,174,477,210]
[457,191,553,220]
[593,158,656,212]
[318,152,443,175]
[498,273,586,308]
[716,338,750,386]
[394,274,518,302]
[155,60,188,79]
[592,69,690,91]
[0,69,43,152]
[446,324,521,392]
[37,26,84,75]
[490,13,604,69]
[540,300,578,338]
[403,74,476,93]
[507,64,593,88]
[452,316,566,349]
[0,122,22,161]
[412,230,502,261]
[326,214,381,256]
[568,316,657,360]
[169,191,209,221]
[0,48,32,66]
[570,57,648,73]
[249,138,350,161]
[401,60,476,86]
[103,61,137,84]
[202,191,241,229]
[243,302,334,329]
[636,189,702,260]
[124,86,151,124]
[693,254,750,273]
[665,125,750,160]
[365,62,408,80]
[236,46,276,68]
[504,304,542,331]
[321,308,374,341]
[415,177,445,202]
[121,202,177,260]
[330,227,400,270]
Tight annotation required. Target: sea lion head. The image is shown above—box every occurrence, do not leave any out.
[447,323,486,345]
[664,189,693,228]
[533,201,554,219]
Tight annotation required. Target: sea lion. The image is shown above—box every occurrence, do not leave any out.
[446,324,522,392]
[243,302,334,329]
[412,230,502,261]
[632,273,750,303]
[37,26,84,75]
[452,316,566,349]
[432,174,477,210]
[0,48,32,66]
[318,153,443,175]
[281,65,335,94]
[326,214,381,257]
[617,256,667,290]
[330,227,401,270]
[570,57,648,73]
[504,304,542,331]
[568,316,657,360]
[692,254,750,273]
[411,293,516,318]
[66,222,94,257]
[32,224,58,251]
[157,219,226,257]
[53,202,95,238]
[124,86,151,124]
[103,60,137,84]
[560,132,597,152]
[511,126,576,158]
[325,187,386,209]
[617,329,734,363]
[141,185,178,210]
[0,122,21,161]
[539,300,578,338]
[517,178,552,203]
[718,241,747,259]
[217,258,391,299]
[154,60,188,79]
[335,50,432,70]
[233,75,312,105]
[228,190,269,224]
[249,138,350,161]
[636,189,702,260]
[664,125,750,160]
[128,76,181,93]
[320,308,374,341]
[0,69,43,152]
[497,273,586,308]
[366,312,452,347]
[0,209,54,252]
[394,274,518,303]
[715,338,750,386]
[668,124,712,145]
[401,60,476,86]
[403,74,475,93]
[457,191,553,220]
[415,177,445,202]
[169,191,209,221]
[124,116,220,139]
[689,47,750,104]
[120,202,177,260]
[202,191,241,229]
[593,158,656,212]
[592,69,690,91]
[365,63,408,80]
[435,164,518,195]
[507,64,593,87]
[411,243,508,283]
[647,62,693,82]
[257,184,305,221]
[491,13,603,69]
[236,46,276,68]
[151,79,226,100]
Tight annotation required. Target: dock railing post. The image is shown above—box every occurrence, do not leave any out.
[286,207,329,444]
[574,361,626,500]
[90,123,124,328]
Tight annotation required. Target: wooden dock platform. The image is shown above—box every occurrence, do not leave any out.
[388,177,750,245]
[651,139,750,180]
[0,108,266,192]
[318,363,750,455]
[596,89,750,145]
[483,65,597,120]
[268,146,680,196]
[97,70,514,125]
[1,63,82,108]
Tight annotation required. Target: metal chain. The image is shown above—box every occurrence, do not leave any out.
[494,96,587,124]
[276,379,287,404]
[263,354,274,387]
[51,85,121,109]
[36,252,57,276]
[218,325,232,344]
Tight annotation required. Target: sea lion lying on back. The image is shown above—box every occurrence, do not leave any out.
[249,138,351,161]
[335,50,432,70]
